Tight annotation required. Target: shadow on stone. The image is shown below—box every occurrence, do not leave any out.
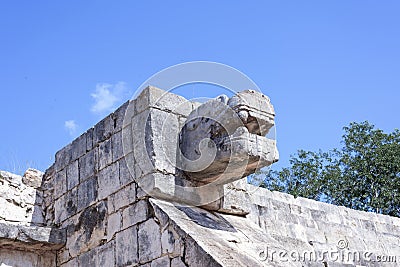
[176,206,237,232]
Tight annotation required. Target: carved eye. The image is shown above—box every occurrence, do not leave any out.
[186,120,198,131]
[216,94,229,104]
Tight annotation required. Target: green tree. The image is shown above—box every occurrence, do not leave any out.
[260,121,400,217]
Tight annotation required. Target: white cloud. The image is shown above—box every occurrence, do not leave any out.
[90,82,129,115]
[64,120,78,136]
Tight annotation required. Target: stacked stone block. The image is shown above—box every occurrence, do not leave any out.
[44,87,216,266]
[0,169,64,267]
[2,86,400,266]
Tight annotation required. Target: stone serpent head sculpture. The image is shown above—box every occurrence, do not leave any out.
[178,90,279,185]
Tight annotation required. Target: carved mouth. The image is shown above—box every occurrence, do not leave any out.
[187,126,279,184]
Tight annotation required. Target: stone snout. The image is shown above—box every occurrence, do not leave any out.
[179,90,279,185]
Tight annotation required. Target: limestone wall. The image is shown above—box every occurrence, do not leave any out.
[147,186,400,267]
[0,170,63,266]
[1,86,400,266]
[0,169,44,226]
[0,250,55,267]
[222,182,400,266]
[43,88,212,266]
[247,184,400,257]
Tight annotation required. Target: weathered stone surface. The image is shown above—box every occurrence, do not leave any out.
[148,109,180,175]
[4,86,400,267]
[71,132,87,161]
[78,148,97,182]
[0,170,22,187]
[60,257,77,267]
[112,130,124,162]
[38,251,57,267]
[131,109,153,177]
[116,226,138,266]
[150,198,299,266]
[98,138,112,170]
[135,85,193,116]
[138,219,161,263]
[55,143,72,172]
[94,115,114,145]
[132,108,179,177]
[97,240,115,266]
[66,160,79,190]
[54,188,77,224]
[122,200,150,229]
[121,121,134,156]
[0,222,65,250]
[22,168,43,188]
[54,168,67,200]
[78,247,96,266]
[86,127,94,152]
[137,172,175,200]
[0,198,26,224]
[171,257,187,267]
[179,90,278,184]
[42,174,55,225]
[119,156,135,186]
[0,170,43,225]
[151,255,170,267]
[109,182,136,213]
[0,250,56,267]
[112,100,130,133]
[228,90,275,135]
[66,201,107,257]
[219,183,251,215]
[57,247,70,265]
[152,199,170,228]
[161,225,183,257]
[185,236,222,267]
[77,176,98,211]
[107,211,120,241]
[97,161,119,200]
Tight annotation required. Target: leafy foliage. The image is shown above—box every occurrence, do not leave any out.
[260,121,400,217]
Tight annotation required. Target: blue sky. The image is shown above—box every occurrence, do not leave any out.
[1,1,400,174]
